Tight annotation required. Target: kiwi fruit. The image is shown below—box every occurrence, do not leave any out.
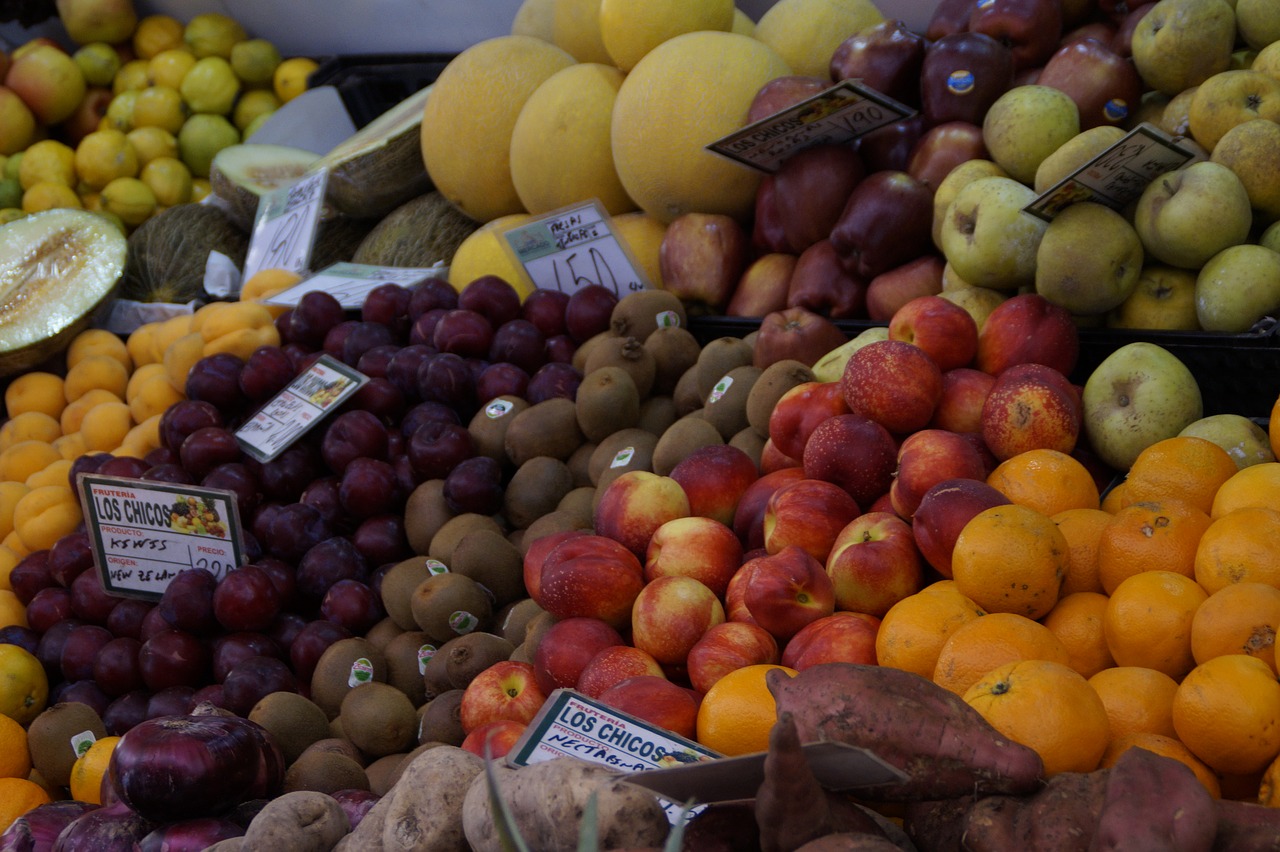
[445,632,516,689]
[730,426,767,469]
[497,598,546,645]
[582,336,656,399]
[330,716,346,740]
[695,336,755,400]
[557,486,597,528]
[383,629,434,707]
[421,641,455,703]
[521,510,593,552]
[610,289,688,343]
[449,528,526,607]
[504,398,586,466]
[588,428,658,486]
[703,364,762,440]
[509,641,533,664]
[572,330,616,373]
[636,395,678,436]
[309,637,388,720]
[652,415,726,476]
[504,456,575,531]
[379,556,439,631]
[248,691,332,765]
[27,702,108,787]
[340,682,418,757]
[283,750,370,795]
[746,359,815,438]
[418,689,466,747]
[468,395,530,463]
[673,365,705,416]
[364,752,409,796]
[410,572,494,641]
[299,737,365,766]
[364,616,404,651]
[427,513,505,565]
[567,441,597,488]
[403,479,454,555]
[644,326,702,396]
[523,611,557,659]
[575,366,641,442]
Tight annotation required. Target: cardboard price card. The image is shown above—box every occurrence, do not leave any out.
[706,80,915,174]
[1023,122,1200,222]
[242,167,329,281]
[502,199,651,297]
[234,354,368,463]
[78,474,245,601]
[264,261,448,310]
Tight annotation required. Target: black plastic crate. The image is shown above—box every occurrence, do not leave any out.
[308,52,455,129]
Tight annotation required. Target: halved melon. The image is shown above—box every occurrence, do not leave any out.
[209,143,322,230]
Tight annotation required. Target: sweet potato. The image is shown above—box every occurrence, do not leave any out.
[903,796,979,852]
[679,802,762,852]
[1091,746,1217,851]
[241,791,350,852]
[380,745,483,852]
[766,663,1045,800]
[793,834,903,852]
[960,769,1108,851]
[1213,798,1280,850]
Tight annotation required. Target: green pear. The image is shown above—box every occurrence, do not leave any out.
[1035,202,1144,316]
[1133,161,1253,270]
[982,85,1080,186]
[1261,220,1280,253]
[1195,243,1280,332]
[1034,126,1127,195]
[1130,0,1236,96]
[1180,414,1276,469]
[939,176,1047,291]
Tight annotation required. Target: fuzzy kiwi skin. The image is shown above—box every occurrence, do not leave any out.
[418,689,466,747]
[28,703,108,788]
[410,572,494,642]
[581,336,657,399]
[504,456,575,531]
[695,336,755,399]
[249,692,332,765]
[731,426,767,469]
[644,326,702,395]
[637,395,678,436]
[588,428,658,486]
[364,616,404,651]
[444,632,516,689]
[497,598,546,645]
[504,397,586,467]
[380,556,439,630]
[449,527,526,607]
[673,365,705,416]
[747,359,815,437]
[702,364,762,440]
[403,479,453,555]
[610,289,688,343]
[575,366,641,442]
[521,510,593,553]
[383,630,434,707]
[652,416,726,477]
[310,637,388,720]
[468,395,529,462]
[340,682,418,758]
[427,513,504,565]
[283,750,370,795]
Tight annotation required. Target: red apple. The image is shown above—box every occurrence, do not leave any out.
[724,561,759,625]
[732,466,807,551]
[801,413,898,510]
[760,438,802,474]
[911,478,1011,577]
[830,171,934,280]
[747,74,830,123]
[1036,38,1144,129]
[907,121,989,191]
[825,512,924,616]
[767,380,851,461]
[975,293,1080,377]
[1112,2,1155,57]
[741,545,837,642]
[685,622,780,693]
[920,32,1017,127]
[1060,21,1119,49]
[840,339,944,435]
[780,611,881,670]
[460,720,527,759]
[645,516,743,598]
[631,576,726,667]
[523,529,592,601]
[763,478,862,564]
[931,368,997,434]
[968,0,1064,71]
[459,660,548,733]
[771,144,866,255]
[829,19,928,106]
[787,239,868,319]
[856,115,928,174]
[669,444,759,528]
[597,675,700,740]
[593,470,692,559]
[531,617,625,695]
[890,429,989,519]
[888,294,979,372]
[725,253,795,318]
[576,645,667,698]
[751,305,849,370]
[659,212,750,314]
[865,255,946,322]
[927,0,978,39]
[980,362,1082,461]
[61,86,112,146]
[532,533,645,629]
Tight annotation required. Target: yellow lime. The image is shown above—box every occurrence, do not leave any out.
[101,176,157,226]
[272,56,318,103]
[230,39,282,87]
[17,139,76,190]
[113,58,152,94]
[140,156,193,207]
[103,90,138,132]
[73,42,123,87]
[126,126,179,166]
[148,48,197,90]
[133,14,184,59]
[232,88,280,132]
[180,56,241,115]
[183,13,247,59]
[74,128,139,191]
[132,85,188,134]
[177,113,240,178]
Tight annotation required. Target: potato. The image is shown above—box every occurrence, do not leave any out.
[461,757,670,852]
[242,791,350,852]
[380,745,483,852]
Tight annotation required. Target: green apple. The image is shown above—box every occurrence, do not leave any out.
[811,326,888,383]
[1082,341,1203,471]
[1035,202,1144,316]
[1261,220,1280,253]
[982,85,1081,186]
[1130,0,1236,96]
[931,159,1008,251]
[1133,161,1253,270]
[939,176,1047,291]
[1107,265,1200,331]
[1195,243,1280,332]
[1033,126,1127,195]
[1235,0,1280,49]
[939,286,1007,333]
[1180,413,1277,469]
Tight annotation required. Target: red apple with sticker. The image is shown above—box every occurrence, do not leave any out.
[1036,37,1144,129]
[780,611,881,670]
[645,516,744,598]
[767,380,850,461]
[968,0,1064,71]
[890,429,989,519]
[459,660,549,733]
[907,121,989,191]
[763,478,862,564]
[889,294,980,372]
[865,255,946,323]
[841,339,944,435]
[920,32,1017,127]
[576,645,667,698]
[597,675,700,740]
[801,413,898,510]
[532,617,625,695]
[975,292,1080,377]
[830,170,934,280]
[659,212,750,314]
[825,511,924,619]
[980,362,1082,460]
[685,622,780,693]
[733,466,807,550]
[594,470,692,559]
[829,19,928,106]
[631,576,726,667]
[787,239,868,319]
[742,545,837,642]
[669,444,759,528]
[751,305,849,370]
[911,478,1012,577]
[725,253,796,318]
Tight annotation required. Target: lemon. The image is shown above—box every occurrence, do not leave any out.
[113,58,152,94]
[21,182,81,213]
[184,13,247,59]
[180,56,241,115]
[74,128,139,191]
[131,85,187,134]
[101,177,157,226]
[73,42,122,87]
[148,48,197,90]
[233,89,280,132]
[177,113,240,178]
[17,139,76,190]
[272,56,319,104]
[140,156,193,207]
[598,0,734,72]
[0,90,35,156]
[230,39,282,88]
[754,0,885,78]
[127,126,179,165]
[552,0,612,62]
[133,14,184,59]
[103,90,137,132]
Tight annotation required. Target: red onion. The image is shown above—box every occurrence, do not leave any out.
[135,818,244,852]
[0,802,97,852]
[51,802,155,852]
[330,789,381,831]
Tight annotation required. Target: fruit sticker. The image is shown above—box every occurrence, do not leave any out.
[486,399,516,419]
[347,658,375,688]
[655,310,681,329]
[425,559,450,576]
[417,644,437,675]
[708,376,733,405]
[449,610,480,634]
[71,731,97,758]
[611,447,636,468]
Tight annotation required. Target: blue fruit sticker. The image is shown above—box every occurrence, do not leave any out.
[1103,99,1129,123]
[948,70,976,96]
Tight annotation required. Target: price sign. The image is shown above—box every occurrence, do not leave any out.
[1023,122,1199,222]
[502,199,651,297]
[242,167,329,281]
[78,474,245,601]
[234,354,368,463]
[264,261,448,310]
[706,80,915,173]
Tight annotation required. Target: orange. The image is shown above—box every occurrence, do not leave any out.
[1211,462,1280,518]
[1103,570,1208,680]
[1100,479,1133,513]
[1272,394,1280,461]
[0,713,31,779]
[1088,666,1180,741]
[963,658,1112,776]
[69,735,120,804]
[951,504,1069,620]
[1194,507,1280,594]
[1096,499,1212,594]
[695,663,797,756]
[0,644,47,725]
[1041,592,1115,679]
[985,448,1101,516]
[1259,750,1280,806]
[1191,582,1280,672]
[1173,654,1280,776]
[1100,732,1222,798]
[1123,436,1239,516]
[1050,507,1110,595]
[932,611,1070,696]
[874,581,986,680]
[0,777,52,834]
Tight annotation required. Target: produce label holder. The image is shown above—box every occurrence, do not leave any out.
[264,261,449,311]
[233,354,369,463]
[705,80,915,174]
[241,166,330,282]
[1023,122,1200,222]
[77,474,246,602]
[501,199,652,297]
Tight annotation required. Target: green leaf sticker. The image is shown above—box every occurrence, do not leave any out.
[426,559,449,575]
[71,730,97,758]
[486,399,515,418]
[610,447,635,468]
[655,310,680,329]
[450,610,479,634]
[348,657,374,687]
[708,375,733,405]
[417,644,437,675]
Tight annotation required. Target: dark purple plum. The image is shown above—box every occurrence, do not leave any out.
[564,283,619,343]
[488,319,546,374]
[401,400,460,438]
[266,610,306,652]
[67,450,112,489]
[25,586,73,634]
[201,462,260,518]
[319,579,384,635]
[352,514,409,567]
[408,277,459,319]
[355,343,399,378]
[443,455,505,515]
[416,351,476,414]
[458,274,521,327]
[406,420,474,482]
[140,604,172,641]
[106,598,154,641]
[211,632,283,682]
[289,619,353,682]
[320,409,389,473]
[146,685,196,719]
[0,625,40,655]
[475,362,529,403]
[70,567,119,625]
[299,476,344,528]
[185,353,246,411]
[213,564,282,633]
[104,690,150,735]
[265,503,333,563]
[8,549,52,604]
[138,628,211,691]
[286,290,346,348]
[47,530,94,587]
[97,455,152,478]
[253,557,297,609]
[362,282,413,339]
[239,346,297,402]
[36,617,83,676]
[254,443,321,501]
[340,321,396,367]
[60,624,113,682]
[58,679,111,717]
[159,400,223,453]
[346,376,405,423]
[157,568,219,635]
[408,308,448,347]
[432,308,494,359]
[521,288,571,338]
[295,536,369,601]
[142,463,196,484]
[385,344,434,400]
[222,655,298,716]
[179,426,242,479]
[93,636,144,697]
[337,457,402,518]
[527,362,583,403]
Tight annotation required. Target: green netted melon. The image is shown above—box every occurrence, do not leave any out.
[122,203,249,304]
[351,191,479,269]
[310,214,380,272]
[0,208,126,377]
[209,143,322,231]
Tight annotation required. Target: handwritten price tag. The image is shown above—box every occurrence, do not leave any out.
[502,200,651,297]
[78,474,245,601]
[242,167,329,281]
[264,262,448,310]
[706,80,915,174]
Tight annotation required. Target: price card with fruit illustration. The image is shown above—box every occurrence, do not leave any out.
[706,80,915,173]
[77,474,246,601]
[264,261,447,310]
[502,199,652,297]
[1023,122,1199,222]
[242,167,329,282]
[234,354,368,463]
